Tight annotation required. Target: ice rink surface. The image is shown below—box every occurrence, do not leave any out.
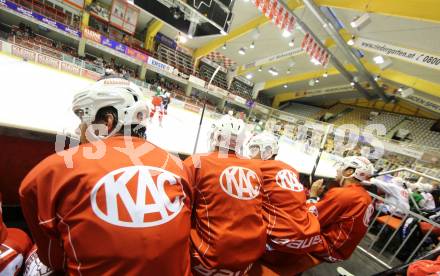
[0,54,337,178]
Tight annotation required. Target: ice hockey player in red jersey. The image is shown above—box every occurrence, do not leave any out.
[184,115,266,275]
[0,194,33,275]
[247,132,323,254]
[308,156,375,262]
[20,77,193,275]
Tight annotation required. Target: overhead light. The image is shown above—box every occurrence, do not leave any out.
[222,43,227,50]
[177,33,188,44]
[172,7,182,20]
[350,81,355,86]
[315,78,320,83]
[374,75,380,81]
[398,87,403,92]
[238,47,246,55]
[282,29,292,38]
[250,41,255,49]
[258,66,262,72]
[287,69,291,74]
[323,72,328,78]
[283,84,288,88]
[246,73,253,79]
[347,36,355,46]
[288,39,294,47]
[323,23,328,28]
[373,55,385,64]
[268,67,279,76]
[310,57,321,65]
[350,13,371,29]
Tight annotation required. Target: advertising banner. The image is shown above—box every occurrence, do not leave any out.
[81,69,101,80]
[242,47,303,70]
[101,37,126,54]
[125,47,148,63]
[354,37,440,71]
[11,45,36,61]
[155,33,177,50]
[147,56,174,74]
[60,61,81,75]
[83,27,101,44]
[37,53,60,69]
[0,0,81,37]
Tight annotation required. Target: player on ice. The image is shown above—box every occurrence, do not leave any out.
[149,85,165,126]
[246,132,325,274]
[20,77,193,275]
[161,92,171,116]
[184,115,266,275]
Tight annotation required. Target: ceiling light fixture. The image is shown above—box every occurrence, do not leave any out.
[350,13,371,29]
[246,73,253,79]
[374,75,380,81]
[250,41,255,49]
[315,78,320,83]
[238,47,246,55]
[347,36,355,46]
[258,66,262,72]
[373,55,385,64]
[398,87,403,92]
[282,29,292,38]
[222,43,227,50]
[288,39,294,47]
[350,81,355,86]
[323,72,328,78]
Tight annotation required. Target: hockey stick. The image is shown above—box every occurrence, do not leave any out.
[192,65,221,154]
[309,124,332,185]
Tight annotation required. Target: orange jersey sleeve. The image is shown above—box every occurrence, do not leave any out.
[0,228,32,275]
[184,152,266,273]
[260,160,323,254]
[310,184,373,262]
[20,136,193,275]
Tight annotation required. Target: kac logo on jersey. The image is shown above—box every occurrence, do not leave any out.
[91,166,185,228]
[275,169,303,192]
[219,166,260,200]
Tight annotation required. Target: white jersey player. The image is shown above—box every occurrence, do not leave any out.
[365,176,410,217]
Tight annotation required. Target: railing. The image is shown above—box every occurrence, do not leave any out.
[357,167,440,269]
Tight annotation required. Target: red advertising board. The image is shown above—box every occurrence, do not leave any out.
[81,69,101,80]
[12,45,36,61]
[37,54,60,69]
[126,47,148,63]
[184,103,201,113]
[60,61,81,75]
[83,27,102,44]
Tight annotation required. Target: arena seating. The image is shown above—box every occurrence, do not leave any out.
[282,102,323,118]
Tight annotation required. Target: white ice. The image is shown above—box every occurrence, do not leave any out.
[0,54,336,178]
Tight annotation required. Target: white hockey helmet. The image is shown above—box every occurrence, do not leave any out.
[72,77,148,137]
[247,131,279,160]
[336,156,374,182]
[210,115,246,152]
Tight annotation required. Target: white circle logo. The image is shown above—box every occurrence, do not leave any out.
[275,169,303,192]
[219,166,260,200]
[90,166,185,228]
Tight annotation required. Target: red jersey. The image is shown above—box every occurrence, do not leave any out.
[260,160,323,253]
[0,228,32,275]
[309,183,373,262]
[0,195,7,243]
[20,136,193,275]
[184,152,266,273]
